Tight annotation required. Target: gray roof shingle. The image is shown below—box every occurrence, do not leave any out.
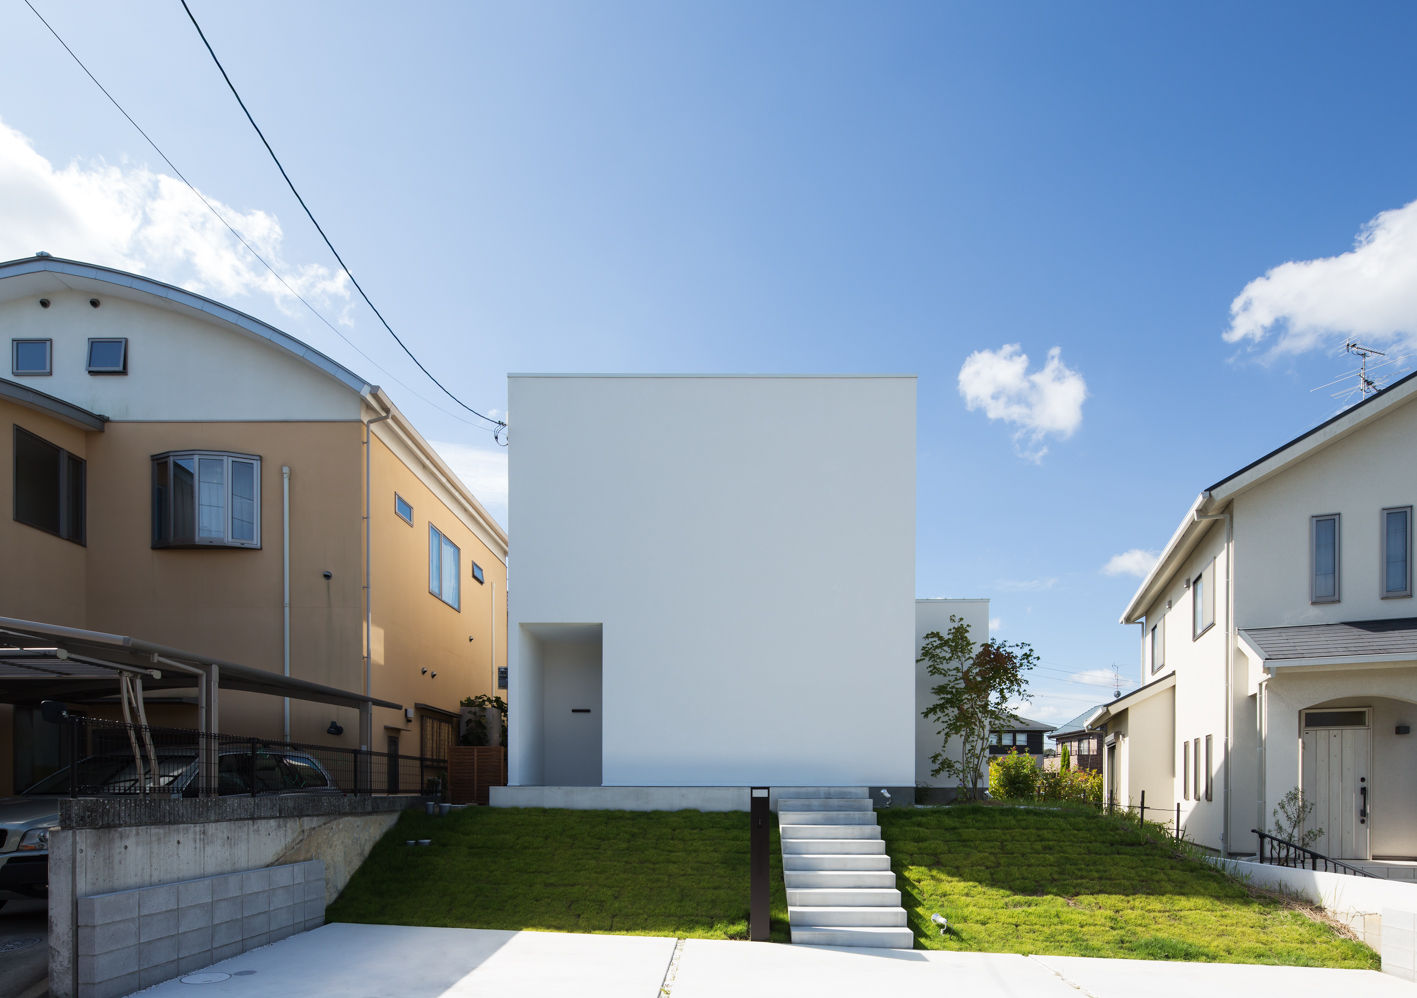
[1241,617,1417,662]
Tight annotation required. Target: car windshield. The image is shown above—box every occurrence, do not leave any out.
[23,753,194,795]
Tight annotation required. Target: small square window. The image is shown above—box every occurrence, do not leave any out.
[394,493,413,525]
[87,338,128,374]
[471,561,485,585]
[12,339,51,376]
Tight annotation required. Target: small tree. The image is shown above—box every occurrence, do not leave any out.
[1060,743,1071,772]
[1271,786,1323,847]
[919,616,1037,801]
[989,749,1038,800]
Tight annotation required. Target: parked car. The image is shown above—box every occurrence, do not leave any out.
[0,746,338,903]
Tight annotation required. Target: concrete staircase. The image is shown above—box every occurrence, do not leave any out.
[778,791,912,948]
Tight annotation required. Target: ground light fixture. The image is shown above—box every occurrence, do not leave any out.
[931,913,949,934]
[878,788,892,806]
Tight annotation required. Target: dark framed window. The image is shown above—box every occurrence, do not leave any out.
[1204,735,1213,802]
[394,493,413,525]
[1182,742,1189,801]
[471,561,485,585]
[1382,506,1412,598]
[1302,709,1369,729]
[1150,617,1165,674]
[152,451,261,548]
[13,426,84,544]
[1311,514,1340,603]
[11,339,51,376]
[429,524,460,610]
[1192,738,1201,803]
[1192,561,1214,639]
[86,338,128,374]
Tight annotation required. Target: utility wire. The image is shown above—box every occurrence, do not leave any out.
[21,0,493,434]
[178,0,506,441]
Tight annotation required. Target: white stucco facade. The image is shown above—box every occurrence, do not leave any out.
[506,374,917,788]
[914,598,990,789]
[1107,375,1417,859]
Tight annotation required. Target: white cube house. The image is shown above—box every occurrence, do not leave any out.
[506,375,917,788]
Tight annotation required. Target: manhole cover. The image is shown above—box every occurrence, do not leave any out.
[180,972,231,984]
[0,936,42,953]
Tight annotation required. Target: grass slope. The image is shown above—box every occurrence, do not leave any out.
[879,804,1377,968]
[327,807,790,941]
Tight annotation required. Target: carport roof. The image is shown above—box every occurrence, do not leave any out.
[0,616,401,710]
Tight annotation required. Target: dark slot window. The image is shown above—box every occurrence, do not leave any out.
[13,426,84,544]
[471,561,485,585]
[1303,710,1368,729]
[1383,506,1412,598]
[1311,514,1340,603]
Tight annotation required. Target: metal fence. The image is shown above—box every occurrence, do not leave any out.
[44,715,446,799]
[1102,791,1187,843]
[1251,827,1373,876]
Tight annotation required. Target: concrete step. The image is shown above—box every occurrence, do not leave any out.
[786,887,902,907]
[778,810,878,826]
[790,925,915,949]
[779,824,880,839]
[787,905,906,927]
[781,838,885,855]
[783,853,892,871]
[776,797,873,812]
[784,870,896,888]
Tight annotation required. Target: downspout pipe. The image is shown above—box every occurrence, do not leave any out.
[282,465,291,744]
[364,406,393,753]
[1193,503,1233,854]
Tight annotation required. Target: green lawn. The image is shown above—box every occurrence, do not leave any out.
[878,804,1377,967]
[326,807,790,941]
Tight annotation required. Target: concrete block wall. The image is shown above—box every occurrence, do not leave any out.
[1384,908,1416,982]
[75,859,324,998]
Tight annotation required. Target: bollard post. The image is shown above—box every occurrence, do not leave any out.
[750,787,770,942]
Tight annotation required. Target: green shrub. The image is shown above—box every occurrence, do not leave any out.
[988,749,1038,799]
[1037,766,1102,804]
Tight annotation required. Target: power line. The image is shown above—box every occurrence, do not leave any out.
[178,0,506,442]
[21,0,495,436]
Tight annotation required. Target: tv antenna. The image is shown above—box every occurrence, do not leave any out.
[1111,663,1123,700]
[1311,339,1397,407]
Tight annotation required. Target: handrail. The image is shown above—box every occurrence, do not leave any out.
[1251,828,1373,877]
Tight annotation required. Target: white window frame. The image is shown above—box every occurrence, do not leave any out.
[1150,616,1165,674]
[12,338,51,376]
[1311,513,1340,603]
[429,524,461,610]
[86,337,128,374]
[394,493,414,526]
[1381,506,1412,599]
[151,451,261,549]
[1192,561,1214,639]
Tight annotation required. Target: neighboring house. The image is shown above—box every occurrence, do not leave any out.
[1049,706,1104,772]
[988,713,1050,762]
[0,255,507,794]
[503,374,916,791]
[915,598,990,799]
[1101,371,1417,861]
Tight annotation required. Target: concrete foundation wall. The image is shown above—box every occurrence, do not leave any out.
[73,860,324,998]
[491,785,881,812]
[50,797,411,998]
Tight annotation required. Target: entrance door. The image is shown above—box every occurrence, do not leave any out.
[1301,709,1371,860]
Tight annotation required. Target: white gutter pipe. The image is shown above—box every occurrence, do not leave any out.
[1194,505,1233,854]
[364,408,393,753]
[282,465,291,744]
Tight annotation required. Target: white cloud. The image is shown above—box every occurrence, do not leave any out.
[1102,548,1159,578]
[0,118,349,317]
[430,440,508,529]
[1225,199,1417,356]
[958,344,1087,462]
[1070,668,1124,688]
[988,616,1002,634]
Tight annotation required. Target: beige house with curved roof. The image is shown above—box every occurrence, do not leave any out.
[0,254,507,794]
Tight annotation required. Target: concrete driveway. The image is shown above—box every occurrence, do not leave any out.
[128,922,1415,998]
[0,898,48,998]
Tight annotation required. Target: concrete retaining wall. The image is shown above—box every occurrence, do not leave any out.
[75,860,324,998]
[50,796,417,998]
[1213,857,1417,965]
[490,785,883,811]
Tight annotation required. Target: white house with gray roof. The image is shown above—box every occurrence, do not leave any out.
[1099,370,1417,863]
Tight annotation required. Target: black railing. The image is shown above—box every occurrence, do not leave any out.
[1251,828,1373,877]
[41,715,444,799]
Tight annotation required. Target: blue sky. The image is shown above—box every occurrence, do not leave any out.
[4,1,1417,724]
